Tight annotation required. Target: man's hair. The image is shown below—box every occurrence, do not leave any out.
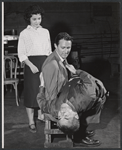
[24,5,44,24]
[54,32,73,46]
[57,117,80,135]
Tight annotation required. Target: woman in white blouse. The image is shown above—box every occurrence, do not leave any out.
[18,5,52,133]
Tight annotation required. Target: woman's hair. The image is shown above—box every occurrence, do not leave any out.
[24,5,44,24]
[57,117,80,136]
[54,32,73,46]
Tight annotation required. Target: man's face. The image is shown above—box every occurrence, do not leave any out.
[58,103,78,127]
[55,39,72,59]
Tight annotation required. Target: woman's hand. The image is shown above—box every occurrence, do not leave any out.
[30,64,39,74]
[24,59,39,74]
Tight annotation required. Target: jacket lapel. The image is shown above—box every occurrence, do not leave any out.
[53,51,68,81]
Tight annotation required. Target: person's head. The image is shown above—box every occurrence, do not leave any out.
[57,102,80,135]
[54,32,73,60]
[24,5,44,27]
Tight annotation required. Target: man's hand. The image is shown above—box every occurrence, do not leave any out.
[24,59,39,74]
[96,79,107,95]
[66,64,76,74]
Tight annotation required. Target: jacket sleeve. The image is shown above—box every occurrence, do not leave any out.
[36,86,47,112]
[36,86,57,114]
[42,60,59,101]
[37,60,62,115]
[37,85,59,118]
[76,69,92,84]
[76,69,108,100]
[46,30,52,56]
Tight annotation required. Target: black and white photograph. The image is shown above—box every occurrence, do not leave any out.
[2,0,121,148]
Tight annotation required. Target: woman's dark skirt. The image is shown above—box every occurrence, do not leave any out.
[24,56,47,108]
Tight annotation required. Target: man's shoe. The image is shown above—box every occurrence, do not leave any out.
[74,136,101,147]
[86,130,95,137]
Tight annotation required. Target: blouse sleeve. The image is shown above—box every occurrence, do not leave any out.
[46,30,52,56]
[17,32,28,62]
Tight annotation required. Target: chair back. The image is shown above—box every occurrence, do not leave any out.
[4,56,18,79]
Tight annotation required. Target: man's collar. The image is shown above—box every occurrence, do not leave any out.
[66,99,76,112]
[55,50,64,62]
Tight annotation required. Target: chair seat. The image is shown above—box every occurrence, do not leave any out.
[4,78,19,84]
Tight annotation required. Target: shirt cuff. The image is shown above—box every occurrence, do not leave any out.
[19,55,28,62]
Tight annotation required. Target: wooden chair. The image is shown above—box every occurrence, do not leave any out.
[44,119,73,148]
[4,56,20,106]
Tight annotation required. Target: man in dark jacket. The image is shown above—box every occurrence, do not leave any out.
[37,69,107,147]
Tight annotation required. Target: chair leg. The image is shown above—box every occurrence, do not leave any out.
[45,120,51,143]
[48,120,51,143]
[14,83,19,106]
[45,120,50,144]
